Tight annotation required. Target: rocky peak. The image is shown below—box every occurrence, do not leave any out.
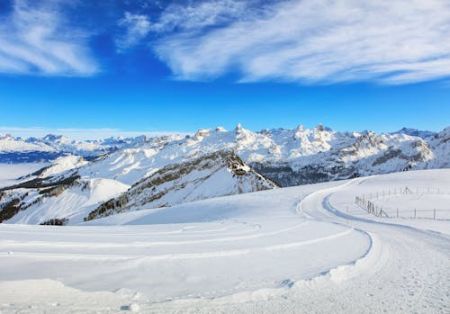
[194,129,211,140]
[85,150,277,221]
[394,127,436,139]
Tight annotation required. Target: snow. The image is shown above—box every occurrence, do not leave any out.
[43,124,444,187]
[0,152,276,224]
[3,125,450,184]
[37,155,88,178]
[0,134,56,152]
[97,151,277,217]
[0,163,48,188]
[328,169,450,235]
[0,180,372,310]
[0,125,441,227]
[4,178,130,224]
[0,169,449,313]
[0,133,173,162]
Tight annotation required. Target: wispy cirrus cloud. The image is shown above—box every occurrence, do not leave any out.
[0,0,98,76]
[153,0,450,85]
[116,12,151,51]
[151,0,251,33]
[115,0,250,51]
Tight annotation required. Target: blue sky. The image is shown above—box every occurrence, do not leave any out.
[1,0,450,138]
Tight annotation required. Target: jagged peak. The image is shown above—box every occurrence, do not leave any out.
[393,127,435,138]
[437,126,450,137]
[193,128,211,139]
[234,123,255,136]
[43,134,65,141]
[314,124,332,132]
[215,126,227,132]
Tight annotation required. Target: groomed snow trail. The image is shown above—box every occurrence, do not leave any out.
[296,178,450,313]
[1,171,449,313]
[157,177,450,313]
[0,181,372,313]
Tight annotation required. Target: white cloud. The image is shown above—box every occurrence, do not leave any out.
[116,12,151,51]
[0,0,98,76]
[0,126,185,141]
[152,0,249,33]
[115,0,248,51]
[154,0,450,84]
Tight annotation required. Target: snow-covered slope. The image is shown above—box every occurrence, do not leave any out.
[0,170,448,313]
[86,151,277,221]
[0,172,130,224]
[0,151,276,224]
[427,127,450,168]
[26,155,88,179]
[1,178,130,225]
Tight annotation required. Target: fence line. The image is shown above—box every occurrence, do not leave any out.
[355,196,389,218]
[361,186,450,201]
[354,186,450,220]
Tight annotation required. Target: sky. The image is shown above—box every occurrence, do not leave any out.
[1,0,450,139]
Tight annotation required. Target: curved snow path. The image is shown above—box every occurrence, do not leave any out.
[166,178,450,313]
[298,179,450,313]
[1,172,449,313]
[0,181,372,309]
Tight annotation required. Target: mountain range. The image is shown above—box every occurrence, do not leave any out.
[0,133,151,162]
[1,125,449,224]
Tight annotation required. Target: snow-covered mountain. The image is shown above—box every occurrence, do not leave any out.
[0,176,130,225]
[0,150,276,224]
[50,124,443,186]
[392,127,436,139]
[0,125,449,224]
[22,155,88,179]
[0,133,172,163]
[85,151,277,221]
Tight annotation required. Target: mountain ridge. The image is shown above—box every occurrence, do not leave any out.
[1,124,449,224]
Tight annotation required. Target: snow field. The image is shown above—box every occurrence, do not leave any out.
[357,188,450,220]
[0,181,372,309]
[329,169,450,235]
[0,169,449,313]
[0,218,369,303]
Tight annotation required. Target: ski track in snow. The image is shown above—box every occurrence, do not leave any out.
[0,170,450,313]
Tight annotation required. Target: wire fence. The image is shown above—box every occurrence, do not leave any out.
[354,186,450,220]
